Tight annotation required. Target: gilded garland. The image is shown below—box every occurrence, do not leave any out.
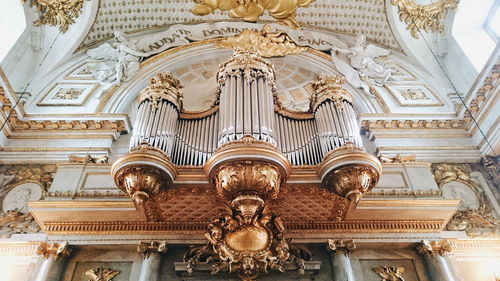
[23,0,89,32]
[390,0,458,39]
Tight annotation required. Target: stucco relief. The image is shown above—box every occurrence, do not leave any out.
[0,164,56,237]
[432,164,500,237]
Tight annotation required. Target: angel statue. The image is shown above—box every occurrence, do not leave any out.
[331,34,391,93]
[86,31,152,84]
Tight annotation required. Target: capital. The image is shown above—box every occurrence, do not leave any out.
[416,240,452,258]
[137,241,168,259]
[326,239,356,255]
[36,242,71,260]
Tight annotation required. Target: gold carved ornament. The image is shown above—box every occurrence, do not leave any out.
[390,0,458,39]
[215,24,307,57]
[85,267,120,281]
[191,0,315,29]
[23,0,89,33]
[432,163,499,237]
[373,266,405,281]
[185,161,311,280]
[415,239,451,258]
[36,242,71,259]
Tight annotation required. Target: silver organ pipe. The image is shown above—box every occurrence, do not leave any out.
[171,111,220,166]
[129,63,364,168]
[311,74,364,157]
[216,53,277,146]
[130,72,182,158]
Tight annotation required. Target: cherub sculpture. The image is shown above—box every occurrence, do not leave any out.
[86,31,152,84]
[331,34,391,93]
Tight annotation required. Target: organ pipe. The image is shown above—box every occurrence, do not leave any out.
[216,53,277,147]
[310,74,363,156]
[130,72,183,157]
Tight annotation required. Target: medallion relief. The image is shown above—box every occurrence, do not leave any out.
[432,164,500,237]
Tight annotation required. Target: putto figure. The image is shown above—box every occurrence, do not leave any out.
[331,34,391,93]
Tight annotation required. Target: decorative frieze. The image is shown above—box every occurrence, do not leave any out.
[361,119,465,131]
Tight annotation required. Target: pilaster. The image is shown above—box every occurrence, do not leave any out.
[416,239,456,281]
[35,242,71,281]
[327,239,356,281]
[137,241,168,281]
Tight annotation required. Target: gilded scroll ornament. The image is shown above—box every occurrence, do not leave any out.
[183,201,312,280]
[326,239,356,255]
[85,267,120,281]
[416,239,451,258]
[23,0,89,32]
[215,24,307,57]
[373,266,405,281]
[191,0,316,29]
[432,163,500,237]
[137,241,168,259]
[378,154,416,163]
[36,242,71,259]
[69,154,109,164]
[390,0,458,39]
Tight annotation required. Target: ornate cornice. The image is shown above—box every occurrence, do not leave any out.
[40,219,446,235]
[361,119,466,131]
[390,0,458,39]
[0,87,126,135]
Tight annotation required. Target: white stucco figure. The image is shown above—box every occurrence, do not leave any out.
[331,34,391,93]
[86,31,151,84]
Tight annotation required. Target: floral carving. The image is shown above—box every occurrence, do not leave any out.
[85,267,120,281]
[373,266,405,281]
[390,0,458,39]
[23,0,89,32]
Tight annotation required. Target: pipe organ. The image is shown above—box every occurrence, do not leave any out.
[113,52,381,203]
[112,51,382,280]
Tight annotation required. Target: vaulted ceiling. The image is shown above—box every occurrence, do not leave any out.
[79,0,402,52]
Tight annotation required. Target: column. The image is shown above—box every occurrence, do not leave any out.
[327,239,356,281]
[416,240,456,281]
[35,242,71,281]
[137,241,168,281]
